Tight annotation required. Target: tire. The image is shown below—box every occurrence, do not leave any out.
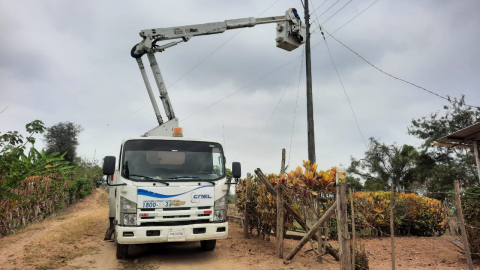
[200,240,216,251]
[116,239,129,259]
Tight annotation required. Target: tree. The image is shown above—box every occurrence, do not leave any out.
[408,96,480,197]
[44,122,83,163]
[226,168,232,182]
[348,138,419,191]
[346,176,364,192]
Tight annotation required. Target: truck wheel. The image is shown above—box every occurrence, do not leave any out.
[200,240,216,251]
[116,239,129,259]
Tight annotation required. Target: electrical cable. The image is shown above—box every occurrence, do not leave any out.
[322,27,480,110]
[234,48,304,160]
[309,0,324,32]
[310,0,329,15]
[321,0,353,24]
[319,26,368,149]
[288,47,306,166]
[182,56,301,122]
[311,0,380,34]
[317,0,340,17]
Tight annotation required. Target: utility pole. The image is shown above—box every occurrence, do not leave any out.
[304,0,316,164]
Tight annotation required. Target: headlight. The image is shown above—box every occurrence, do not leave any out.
[123,213,137,226]
[120,196,137,213]
[214,195,227,210]
[213,210,226,222]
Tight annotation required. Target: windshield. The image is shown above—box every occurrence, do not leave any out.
[121,140,225,181]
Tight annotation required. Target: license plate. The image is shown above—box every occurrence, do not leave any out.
[168,228,186,241]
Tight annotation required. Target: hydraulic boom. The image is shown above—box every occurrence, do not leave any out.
[131,8,306,136]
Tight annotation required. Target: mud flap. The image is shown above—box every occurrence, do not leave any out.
[104,217,115,241]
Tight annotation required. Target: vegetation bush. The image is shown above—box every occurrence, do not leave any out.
[349,191,447,236]
[461,186,480,259]
[235,161,336,238]
[0,120,100,236]
[235,160,447,239]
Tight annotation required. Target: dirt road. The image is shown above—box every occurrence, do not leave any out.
[0,190,478,270]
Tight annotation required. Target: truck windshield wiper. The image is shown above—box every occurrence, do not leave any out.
[169,176,200,179]
[129,174,155,180]
[168,176,215,185]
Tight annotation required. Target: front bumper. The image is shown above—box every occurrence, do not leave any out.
[116,222,228,244]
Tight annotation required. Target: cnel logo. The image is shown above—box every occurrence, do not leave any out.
[193,194,212,199]
[191,193,212,204]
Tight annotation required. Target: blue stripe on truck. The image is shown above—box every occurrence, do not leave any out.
[137,186,213,199]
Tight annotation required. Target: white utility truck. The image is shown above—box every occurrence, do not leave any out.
[102,8,306,259]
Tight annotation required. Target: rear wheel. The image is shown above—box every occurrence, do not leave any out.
[116,239,129,259]
[200,240,216,251]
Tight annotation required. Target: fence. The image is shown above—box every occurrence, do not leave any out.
[232,170,479,270]
[0,174,94,236]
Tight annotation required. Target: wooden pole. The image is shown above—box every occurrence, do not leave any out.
[244,173,251,239]
[349,187,356,267]
[254,168,339,260]
[454,180,474,270]
[473,141,480,185]
[285,201,337,260]
[304,0,316,164]
[337,185,352,270]
[276,184,284,258]
[280,148,286,174]
[390,183,396,270]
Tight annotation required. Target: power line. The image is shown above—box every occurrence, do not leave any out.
[319,27,368,149]
[0,106,9,115]
[310,0,329,14]
[309,0,324,31]
[81,0,281,145]
[82,103,149,144]
[321,0,354,24]
[311,0,380,34]
[182,56,301,122]
[329,0,380,34]
[317,0,340,17]
[288,48,306,166]
[321,28,480,110]
[234,48,304,160]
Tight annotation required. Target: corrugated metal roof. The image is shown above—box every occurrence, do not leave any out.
[437,122,480,144]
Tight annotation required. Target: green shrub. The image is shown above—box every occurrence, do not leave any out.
[462,186,480,259]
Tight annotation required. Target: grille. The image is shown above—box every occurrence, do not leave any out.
[163,215,190,219]
[163,207,190,211]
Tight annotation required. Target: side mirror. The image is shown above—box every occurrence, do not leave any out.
[232,162,241,179]
[103,156,116,175]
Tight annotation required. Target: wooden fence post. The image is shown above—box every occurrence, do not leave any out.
[349,187,356,267]
[276,184,284,258]
[280,148,286,174]
[244,173,251,239]
[390,183,396,270]
[337,185,352,270]
[473,141,480,185]
[285,201,338,260]
[454,180,474,270]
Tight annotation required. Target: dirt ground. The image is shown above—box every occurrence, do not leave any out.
[0,190,479,270]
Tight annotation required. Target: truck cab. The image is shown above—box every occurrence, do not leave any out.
[103,133,239,259]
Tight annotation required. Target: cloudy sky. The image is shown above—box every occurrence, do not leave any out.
[1,0,479,176]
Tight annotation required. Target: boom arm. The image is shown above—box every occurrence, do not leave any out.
[132,8,305,136]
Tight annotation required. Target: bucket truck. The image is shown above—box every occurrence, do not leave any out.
[102,8,306,259]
